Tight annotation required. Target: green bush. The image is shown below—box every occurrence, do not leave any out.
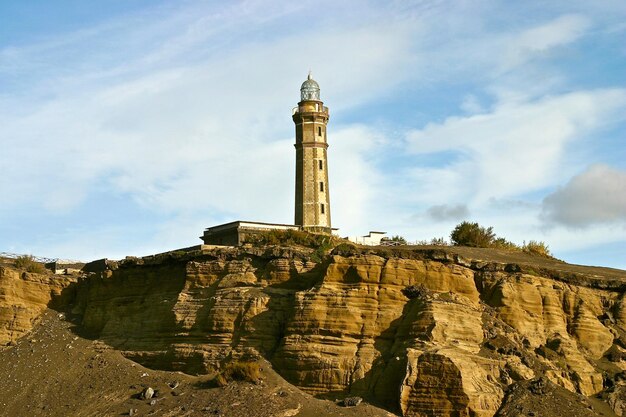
[522,240,552,258]
[491,237,519,251]
[449,222,553,257]
[450,221,495,247]
[14,255,46,273]
[390,235,407,244]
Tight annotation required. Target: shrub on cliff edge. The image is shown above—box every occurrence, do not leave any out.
[450,221,496,247]
[522,240,552,257]
[450,222,553,258]
[14,255,46,273]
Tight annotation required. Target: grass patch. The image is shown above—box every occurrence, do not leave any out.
[214,360,261,387]
[244,229,334,248]
[244,229,350,262]
[332,242,358,255]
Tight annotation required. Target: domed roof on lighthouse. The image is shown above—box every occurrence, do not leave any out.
[300,71,320,101]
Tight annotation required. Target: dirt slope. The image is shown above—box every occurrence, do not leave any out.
[0,310,394,417]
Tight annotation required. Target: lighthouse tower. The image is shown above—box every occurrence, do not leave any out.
[293,73,331,233]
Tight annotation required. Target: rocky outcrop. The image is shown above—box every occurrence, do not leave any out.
[399,348,503,417]
[0,266,76,345]
[2,246,625,417]
[608,384,626,416]
[478,270,616,395]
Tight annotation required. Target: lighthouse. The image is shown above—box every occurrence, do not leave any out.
[293,73,331,233]
[200,73,335,246]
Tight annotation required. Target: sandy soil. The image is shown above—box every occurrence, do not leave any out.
[495,377,618,417]
[0,310,396,417]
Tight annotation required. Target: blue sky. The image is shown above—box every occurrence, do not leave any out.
[1,0,625,268]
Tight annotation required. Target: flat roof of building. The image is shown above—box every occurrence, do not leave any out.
[205,220,300,233]
[204,220,338,233]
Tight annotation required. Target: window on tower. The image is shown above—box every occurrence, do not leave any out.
[318,160,323,170]
[320,182,324,192]
[318,127,322,136]
[321,204,325,214]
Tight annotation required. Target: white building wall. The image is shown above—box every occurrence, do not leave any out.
[347,231,387,246]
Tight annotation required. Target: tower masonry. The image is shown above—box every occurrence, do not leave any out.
[293,73,331,233]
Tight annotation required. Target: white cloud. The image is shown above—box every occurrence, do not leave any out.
[509,14,590,58]
[542,164,626,228]
[460,95,485,114]
[0,6,414,217]
[391,87,626,253]
[403,13,593,97]
[405,89,626,204]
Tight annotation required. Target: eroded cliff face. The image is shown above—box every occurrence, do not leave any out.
[0,266,76,345]
[2,247,625,417]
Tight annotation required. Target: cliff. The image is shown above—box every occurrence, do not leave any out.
[0,265,76,345]
[1,246,625,417]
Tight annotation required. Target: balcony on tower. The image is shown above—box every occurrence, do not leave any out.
[292,102,329,116]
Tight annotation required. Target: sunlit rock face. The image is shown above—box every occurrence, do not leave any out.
[3,246,625,417]
[0,266,76,346]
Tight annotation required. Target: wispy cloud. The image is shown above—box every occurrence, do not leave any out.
[405,89,626,203]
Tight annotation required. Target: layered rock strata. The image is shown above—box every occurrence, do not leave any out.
[2,246,625,417]
[0,266,76,345]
